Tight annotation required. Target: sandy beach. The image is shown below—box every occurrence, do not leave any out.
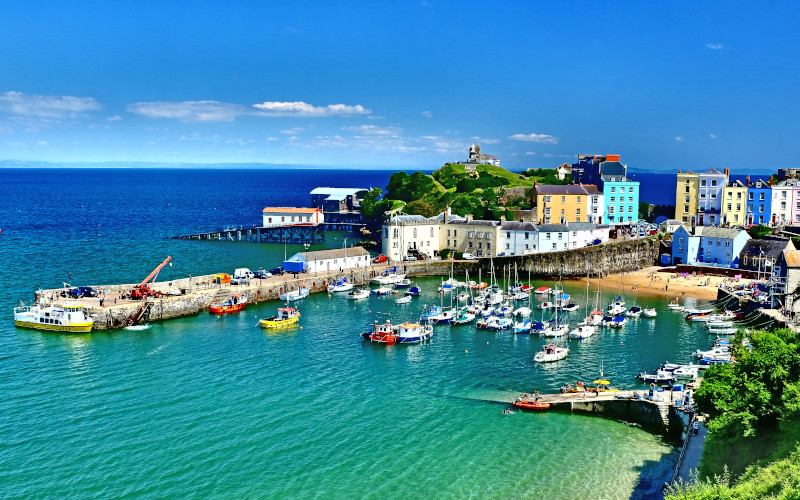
[578,265,752,302]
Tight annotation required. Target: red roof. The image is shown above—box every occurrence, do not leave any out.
[262,207,320,213]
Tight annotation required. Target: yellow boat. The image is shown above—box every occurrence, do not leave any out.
[260,307,300,328]
[14,303,93,333]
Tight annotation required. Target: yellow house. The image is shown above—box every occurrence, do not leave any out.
[675,171,699,225]
[534,185,588,224]
[721,180,748,226]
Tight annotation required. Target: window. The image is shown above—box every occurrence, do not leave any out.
[477,232,483,238]
[546,233,551,240]
[760,193,765,201]
[413,228,417,238]
[506,232,511,239]
[468,231,475,237]
[447,239,450,246]
[454,230,457,237]
[609,206,615,214]
[679,237,684,244]
[524,232,529,239]
[576,209,581,215]
[561,196,566,203]
[628,206,632,213]
[685,179,690,184]
[716,239,721,246]
[291,216,295,222]
[486,233,491,240]
[393,228,399,237]
[759,205,764,213]
[725,240,730,246]
[447,229,451,236]
[620,187,626,193]
[685,196,690,203]
[629,197,633,203]
[572,231,577,236]
[684,204,689,213]
[544,208,551,215]
[748,204,753,212]
[710,193,716,199]
[611,187,616,193]
[736,203,741,210]
[268,217,272,223]
[552,243,557,249]
[734,214,739,222]
[281,216,285,222]
[737,192,742,199]
[685,186,690,193]
[700,193,706,199]
[726,192,732,199]
[783,191,788,199]
[577,196,581,203]
[430,227,434,237]
[711,180,717,187]
[701,180,707,187]
[478,242,482,248]
[487,243,491,250]
[593,196,599,203]
[506,243,510,249]
[544,195,551,203]
[682,217,688,222]
[782,202,787,209]
[468,241,473,248]
[749,192,754,200]
[727,203,732,211]
[557,233,563,240]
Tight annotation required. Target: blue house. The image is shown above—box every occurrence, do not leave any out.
[572,154,639,226]
[672,226,750,268]
[746,178,772,225]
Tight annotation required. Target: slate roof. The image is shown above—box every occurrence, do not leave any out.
[691,226,748,239]
[538,224,569,232]
[740,239,793,259]
[701,169,725,175]
[581,184,602,195]
[565,222,601,231]
[447,219,500,227]
[300,246,370,260]
[777,179,800,187]
[501,221,538,231]
[601,175,635,183]
[389,215,432,224]
[429,211,465,222]
[535,185,588,195]
[726,180,746,188]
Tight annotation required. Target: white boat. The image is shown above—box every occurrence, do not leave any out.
[608,304,626,315]
[486,317,512,331]
[280,284,310,302]
[513,318,532,334]
[512,292,529,301]
[638,370,674,383]
[673,366,699,381]
[513,306,532,317]
[541,324,568,337]
[14,302,93,332]
[534,286,551,295]
[667,302,683,310]
[685,307,714,315]
[395,295,411,305]
[452,308,476,325]
[328,278,353,293]
[394,278,412,288]
[568,325,595,339]
[642,308,657,318]
[347,288,370,300]
[708,327,737,335]
[626,306,642,317]
[395,321,434,343]
[561,303,579,312]
[533,344,569,363]
[538,301,555,310]
[706,321,733,329]
[609,316,626,328]
[457,291,470,302]
[694,346,730,359]
[371,286,392,296]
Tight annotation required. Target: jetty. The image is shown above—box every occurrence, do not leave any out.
[173,222,365,245]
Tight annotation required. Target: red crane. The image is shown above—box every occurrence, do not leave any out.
[129,256,173,300]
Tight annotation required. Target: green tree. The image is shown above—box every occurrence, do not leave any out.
[360,188,383,217]
[404,199,438,218]
[747,224,772,239]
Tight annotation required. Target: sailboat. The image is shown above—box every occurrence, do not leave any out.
[452,270,476,325]
[533,342,569,362]
[570,279,595,338]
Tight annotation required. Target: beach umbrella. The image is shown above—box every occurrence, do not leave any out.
[593,379,611,385]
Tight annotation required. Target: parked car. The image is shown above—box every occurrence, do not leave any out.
[66,286,99,299]
[230,276,249,285]
[253,269,272,279]
[270,266,285,276]
[372,254,388,263]
[589,238,602,246]
[403,255,418,261]
[462,253,476,260]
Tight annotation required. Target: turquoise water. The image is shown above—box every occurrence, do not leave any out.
[0,169,712,499]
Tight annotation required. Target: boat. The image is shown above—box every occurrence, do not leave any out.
[370,286,392,296]
[394,279,412,289]
[347,288,370,300]
[328,277,353,293]
[687,312,713,322]
[534,286,551,295]
[512,292,529,301]
[534,344,569,363]
[514,306,532,317]
[693,346,730,359]
[13,302,93,332]
[396,321,434,343]
[538,301,555,310]
[512,399,551,411]
[608,303,626,315]
[626,306,642,317]
[638,370,674,383]
[609,316,626,328]
[673,366,699,381]
[685,307,714,315]
[600,315,615,327]
[707,327,737,335]
[451,307,476,325]
[561,303,579,312]
[513,318,532,334]
[404,286,422,297]
[420,304,443,321]
[209,293,247,314]
[541,323,568,337]
[568,324,595,339]
[361,316,398,344]
[642,308,657,318]
[395,295,412,305]
[371,266,406,285]
[280,284,310,302]
[457,291,471,302]
[705,320,734,328]
[486,317,512,331]
[260,307,300,328]
[667,302,684,311]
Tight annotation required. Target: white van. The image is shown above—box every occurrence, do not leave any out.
[231,268,254,284]
[462,253,476,260]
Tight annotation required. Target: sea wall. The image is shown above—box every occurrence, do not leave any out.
[552,398,687,439]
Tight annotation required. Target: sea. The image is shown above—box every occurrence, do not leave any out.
[0,168,716,499]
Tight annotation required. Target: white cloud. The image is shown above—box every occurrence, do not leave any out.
[36,140,47,146]
[280,126,306,135]
[127,100,245,122]
[675,136,685,142]
[252,101,370,117]
[421,110,432,118]
[471,136,500,145]
[525,152,536,156]
[0,91,101,118]
[709,134,717,139]
[127,99,371,122]
[509,133,558,144]
[107,115,122,122]
[342,124,402,136]
[705,43,724,50]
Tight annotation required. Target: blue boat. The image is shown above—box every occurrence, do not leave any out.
[420,305,442,321]
[404,286,422,297]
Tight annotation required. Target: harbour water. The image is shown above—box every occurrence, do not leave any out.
[0,169,715,498]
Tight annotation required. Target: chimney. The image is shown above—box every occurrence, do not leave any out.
[746,175,750,187]
[446,206,451,220]
[678,169,682,174]
[466,214,473,222]
[500,215,506,223]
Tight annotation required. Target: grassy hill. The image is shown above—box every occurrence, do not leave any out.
[384,163,568,219]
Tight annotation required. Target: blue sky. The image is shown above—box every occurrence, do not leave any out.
[1,1,798,170]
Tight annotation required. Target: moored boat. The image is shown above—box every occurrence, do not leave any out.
[14,302,93,333]
[642,308,657,318]
[347,288,370,300]
[396,321,434,343]
[533,344,569,363]
[512,399,551,411]
[568,325,595,339]
[328,278,353,293]
[280,284,310,302]
[395,295,412,305]
[209,293,247,314]
[260,307,300,328]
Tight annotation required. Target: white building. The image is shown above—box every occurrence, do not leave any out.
[500,221,539,256]
[262,207,323,227]
[382,214,440,261]
[291,246,371,274]
[565,222,609,249]
[537,224,570,253]
[772,180,798,225]
[582,184,605,224]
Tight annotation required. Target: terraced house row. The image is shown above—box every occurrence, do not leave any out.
[675,169,800,226]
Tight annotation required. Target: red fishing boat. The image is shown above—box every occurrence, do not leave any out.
[512,399,551,411]
[361,318,398,344]
[209,293,247,314]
